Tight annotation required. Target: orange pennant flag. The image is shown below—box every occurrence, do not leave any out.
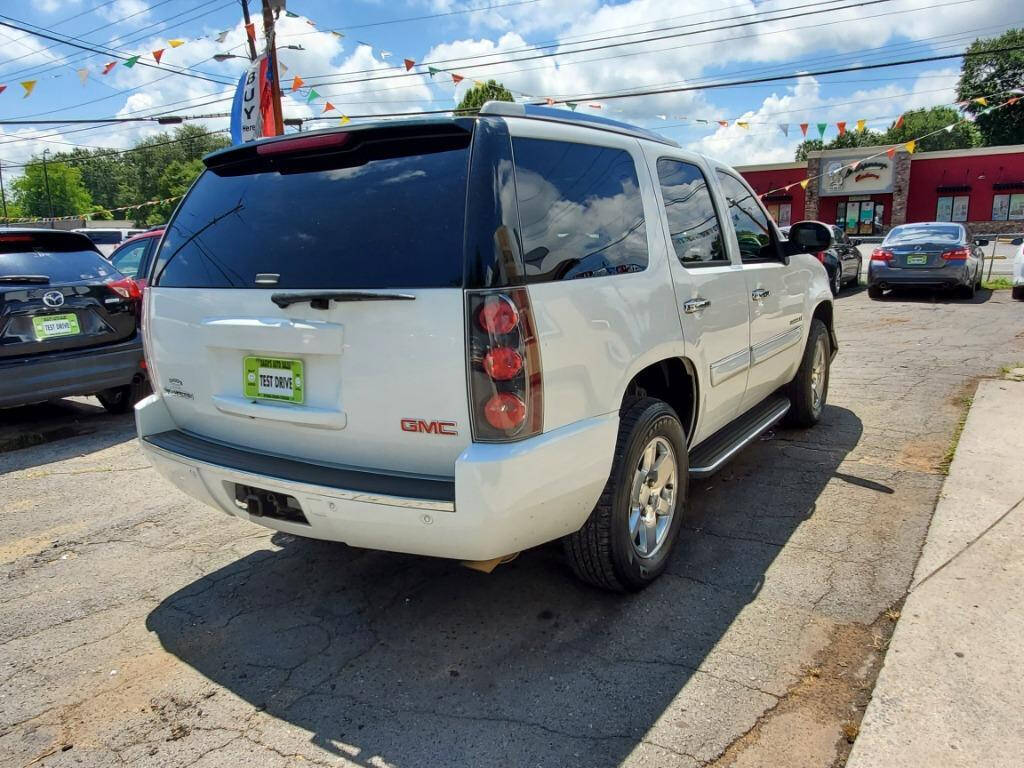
[886,147,896,158]
[404,58,415,71]
[799,123,808,136]
[718,120,728,127]
[152,49,164,64]
[322,102,335,113]
[799,179,809,189]
[452,74,463,84]
[893,114,904,130]
[291,76,304,91]
[545,97,555,105]
[837,121,846,136]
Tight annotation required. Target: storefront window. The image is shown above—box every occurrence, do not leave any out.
[993,194,1010,221]
[1009,194,1024,221]
[936,197,953,221]
[836,202,846,229]
[764,202,792,227]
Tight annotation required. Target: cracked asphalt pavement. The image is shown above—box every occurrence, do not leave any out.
[2,287,1023,768]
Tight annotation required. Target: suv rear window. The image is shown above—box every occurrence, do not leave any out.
[153,133,470,289]
[512,138,648,282]
[0,234,116,284]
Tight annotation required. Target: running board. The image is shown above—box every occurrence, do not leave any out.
[688,394,790,478]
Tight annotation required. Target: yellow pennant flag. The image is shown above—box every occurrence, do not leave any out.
[736,121,749,129]
[856,119,866,133]
[168,39,185,48]
[973,97,987,106]
[905,140,916,154]
[799,179,809,189]
[21,80,36,98]
[339,115,350,125]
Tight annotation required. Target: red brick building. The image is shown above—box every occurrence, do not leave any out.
[737,144,1024,235]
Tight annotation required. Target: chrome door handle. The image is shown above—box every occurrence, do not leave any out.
[683,298,711,314]
[751,288,770,301]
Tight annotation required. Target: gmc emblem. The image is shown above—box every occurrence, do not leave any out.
[401,418,458,436]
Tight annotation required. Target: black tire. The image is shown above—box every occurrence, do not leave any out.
[564,397,688,592]
[829,266,842,297]
[975,263,983,289]
[784,318,830,428]
[96,378,150,414]
[957,277,975,300]
[1013,285,1024,301]
[867,284,884,300]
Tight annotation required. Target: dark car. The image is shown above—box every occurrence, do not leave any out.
[781,224,861,296]
[867,222,986,300]
[0,228,148,412]
[109,228,164,288]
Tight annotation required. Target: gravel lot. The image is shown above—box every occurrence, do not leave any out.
[2,286,1023,768]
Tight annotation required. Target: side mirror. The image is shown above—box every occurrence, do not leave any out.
[783,220,832,256]
[974,238,989,246]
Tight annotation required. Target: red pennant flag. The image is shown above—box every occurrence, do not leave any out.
[588,103,602,109]
[0,84,6,95]
[799,123,808,136]
[323,102,335,113]
[718,120,728,127]
[886,147,896,158]
[404,58,415,71]
[152,49,164,64]
[102,61,117,75]
[894,114,904,130]
[545,97,555,105]
[245,22,256,40]
[452,74,463,84]
[1008,96,1020,105]
[291,75,303,91]
[837,121,846,136]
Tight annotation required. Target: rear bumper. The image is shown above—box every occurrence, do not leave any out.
[867,262,970,288]
[136,394,617,561]
[0,336,144,408]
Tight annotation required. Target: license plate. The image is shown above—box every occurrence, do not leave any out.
[32,314,80,339]
[243,356,304,404]
[907,254,929,265]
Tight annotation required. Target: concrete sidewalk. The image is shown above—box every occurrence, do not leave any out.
[847,378,1024,768]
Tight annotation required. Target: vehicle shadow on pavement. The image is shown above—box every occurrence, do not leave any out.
[146,405,862,768]
[880,286,997,305]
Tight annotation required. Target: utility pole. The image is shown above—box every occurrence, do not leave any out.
[240,0,258,61]
[0,160,8,223]
[41,149,55,227]
[261,0,284,136]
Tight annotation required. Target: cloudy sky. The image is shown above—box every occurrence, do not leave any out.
[0,0,1017,177]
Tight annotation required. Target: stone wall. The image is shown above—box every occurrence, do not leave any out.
[889,149,912,228]
[804,157,820,221]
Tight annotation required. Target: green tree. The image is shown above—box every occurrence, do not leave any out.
[126,125,229,207]
[456,79,514,115]
[957,28,1024,146]
[12,160,92,218]
[881,106,981,152]
[794,129,884,161]
[142,158,205,225]
[49,147,135,212]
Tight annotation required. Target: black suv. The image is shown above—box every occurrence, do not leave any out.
[0,229,147,413]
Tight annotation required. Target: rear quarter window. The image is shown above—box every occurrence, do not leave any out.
[511,137,648,282]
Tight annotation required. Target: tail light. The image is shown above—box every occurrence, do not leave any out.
[941,247,969,261]
[466,288,542,442]
[871,248,894,263]
[813,251,826,264]
[108,277,142,300]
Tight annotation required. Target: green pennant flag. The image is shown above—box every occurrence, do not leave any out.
[566,102,578,111]
[306,88,320,103]
[123,55,140,68]
[285,10,299,17]
[428,66,439,78]
[816,122,827,138]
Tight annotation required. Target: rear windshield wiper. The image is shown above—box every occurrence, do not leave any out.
[271,291,416,309]
[0,275,50,284]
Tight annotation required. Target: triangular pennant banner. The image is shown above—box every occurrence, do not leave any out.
[894,114,904,130]
[567,102,578,111]
[944,124,955,133]
[778,123,789,136]
[837,121,846,136]
[291,75,303,91]
[1009,96,1020,105]
[696,119,708,124]
[323,101,335,113]
[545,97,555,105]
[452,74,463,84]
[102,61,117,75]
[278,60,288,73]
[886,147,896,158]
[168,39,184,48]
[588,103,601,109]
[428,66,439,78]
[0,84,7,95]
[856,119,866,133]
[20,80,36,97]
[799,179,809,189]
[380,51,392,59]
[245,23,256,40]
[973,97,988,106]
[285,10,299,17]
[306,88,320,103]
[800,123,808,136]
[904,140,916,154]
[656,114,666,120]
[816,122,827,138]
[718,120,728,127]
[736,121,749,129]
[215,30,229,43]
[340,115,350,125]
[77,68,88,85]
[123,55,140,69]
[152,49,164,64]
[331,30,344,38]
[404,58,415,71]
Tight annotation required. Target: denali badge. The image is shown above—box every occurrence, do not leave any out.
[401,418,458,436]
[42,290,65,308]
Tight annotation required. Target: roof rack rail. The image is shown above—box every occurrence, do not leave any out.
[479,101,679,148]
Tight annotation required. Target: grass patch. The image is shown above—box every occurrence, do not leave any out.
[982,277,1013,290]
[940,395,973,475]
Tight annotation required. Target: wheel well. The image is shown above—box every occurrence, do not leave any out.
[623,358,697,440]
[812,300,836,349]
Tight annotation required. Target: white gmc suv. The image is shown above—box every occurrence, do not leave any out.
[136,102,837,591]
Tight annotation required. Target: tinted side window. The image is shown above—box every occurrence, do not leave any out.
[656,159,727,266]
[512,138,647,282]
[716,171,776,261]
[110,239,150,278]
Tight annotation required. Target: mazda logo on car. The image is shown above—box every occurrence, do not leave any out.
[42,291,65,308]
